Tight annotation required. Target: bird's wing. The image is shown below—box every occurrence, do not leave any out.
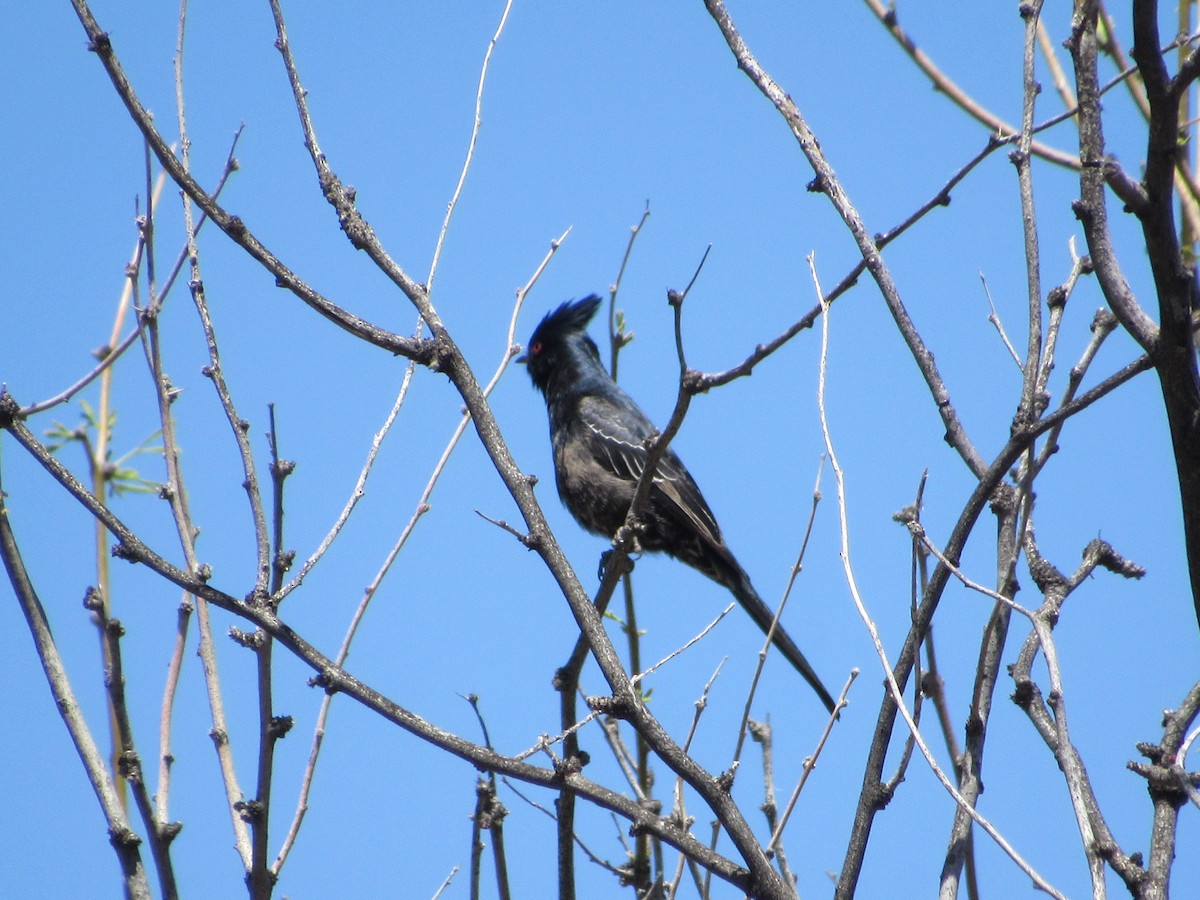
[575,395,724,547]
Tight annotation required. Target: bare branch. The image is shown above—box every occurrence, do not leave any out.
[426,0,514,292]
[810,255,1066,900]
[703,0,987,479]
[861,0,1079,169]
[69,0,433,361]
[0,474,152,900]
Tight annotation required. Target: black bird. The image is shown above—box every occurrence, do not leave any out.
[520,295,835,712]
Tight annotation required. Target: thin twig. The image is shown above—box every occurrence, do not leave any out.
[668,659,726,900]
[91,588,179,899]
[732,456,825,769]
[0,474,152,900]
[766,672,857,854]
[608,202,651,380]
[703,0,987,479]
[2,394,766,892]
[430,866,460,900]
[861,0,1078,168]
[1013,0,1048,430]
[810,253,1065,899]
[274,324,421,602]
[427,0,514,293]
[274,231,568,873]
[169,4,256,870]
[979,272,1023,367]
[630,603,735,687]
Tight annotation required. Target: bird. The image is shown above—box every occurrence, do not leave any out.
[519,294,835,712]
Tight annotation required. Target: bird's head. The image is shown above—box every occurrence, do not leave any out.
[518,295,604,395]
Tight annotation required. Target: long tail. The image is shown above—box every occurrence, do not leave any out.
[727,565,836,713]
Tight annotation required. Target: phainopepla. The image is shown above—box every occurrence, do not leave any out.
[520,295,835,712]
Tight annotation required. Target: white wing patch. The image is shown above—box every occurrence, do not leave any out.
[582,417,721,545]
[581,417,683,484]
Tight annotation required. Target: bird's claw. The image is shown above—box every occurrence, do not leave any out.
[597,550,612,582]
[597,549,635,583]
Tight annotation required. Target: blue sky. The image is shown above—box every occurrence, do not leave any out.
[1,2,1195,898]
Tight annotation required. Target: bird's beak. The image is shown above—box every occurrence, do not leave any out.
[515,347,528,365]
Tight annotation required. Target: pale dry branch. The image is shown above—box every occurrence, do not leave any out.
[810,254,1065,900]
[427,0,514,292]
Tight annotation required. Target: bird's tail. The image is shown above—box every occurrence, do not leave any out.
[725,562,836,714]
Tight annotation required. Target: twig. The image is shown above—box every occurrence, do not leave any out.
[608,202,651,380]
[430,866,460,900]
[589,692,650,800]
[732,456,825,769]
[703,0,987,479]
[904,472,981,900]
[668,659,726,900]
[1013,0,1048,431]
[1037,18,1077,110]
[1173,723,1200,810]
[1,393,766,892]
[0,473,152,900]
[1068,4,1159,350]
[748,719,791,886]
[462,696,511,900]
[810,253,1065,899]
[861,0,1078,169]
[1013,529,1147,893]
[427,0,514,293]
[766,672,856,855]
[274,231,568,873]
[274,321,422,602]
[89,588,181,899]
[72,0,433,361]
[145,135,248,827]
[86,154,168,817]
[163,6,255,870]
[512,711,601,763]
[631,603,735,687]
[979,272,1023,367]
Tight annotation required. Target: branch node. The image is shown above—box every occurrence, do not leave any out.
[111,542,138,564]
[234,799,265,823]
[107,825,141,850]
[0,390,23,428]
[229,627,266,650]
[82,585,105,612]
[553,752,589,779]
[88,32,113,55]
[308,668,341,695]
[586,694,633,718]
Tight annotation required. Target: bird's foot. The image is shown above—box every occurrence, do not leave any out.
[598,549,636,583]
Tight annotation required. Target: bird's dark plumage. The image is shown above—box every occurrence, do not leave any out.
[521,295,835,712]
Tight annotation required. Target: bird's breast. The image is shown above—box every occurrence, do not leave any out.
[553,430,634,538]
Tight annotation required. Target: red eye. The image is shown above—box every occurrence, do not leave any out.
[530,341,543,354]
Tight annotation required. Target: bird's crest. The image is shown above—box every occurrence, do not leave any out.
[529,295,602,347]
[520,295,606,395]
